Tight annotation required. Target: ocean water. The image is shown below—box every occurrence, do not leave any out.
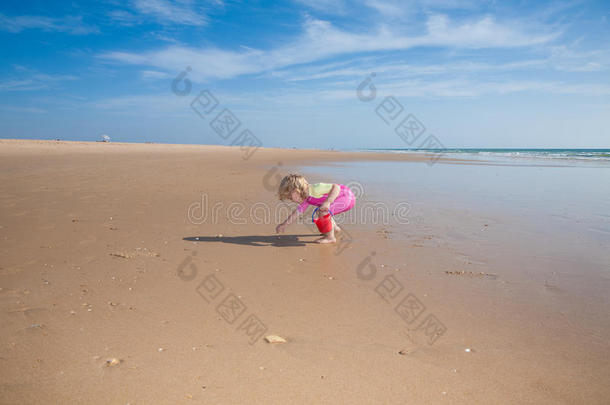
[301,158,610,251]
[361,148,610,166]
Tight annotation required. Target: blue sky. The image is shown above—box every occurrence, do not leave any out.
[0,0,609,148]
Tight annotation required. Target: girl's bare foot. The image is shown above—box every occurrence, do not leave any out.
[315,235,336,244]
[330,218,341,233]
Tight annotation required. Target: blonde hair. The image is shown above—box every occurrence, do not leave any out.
[278,174,309,200]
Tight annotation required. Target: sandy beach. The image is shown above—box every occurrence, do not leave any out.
[1,139,609,404]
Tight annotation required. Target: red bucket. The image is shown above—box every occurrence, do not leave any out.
[314,213,333,233]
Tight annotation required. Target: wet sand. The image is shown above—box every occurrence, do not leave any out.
[1,139,609,404]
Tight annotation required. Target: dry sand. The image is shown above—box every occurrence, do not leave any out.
[1,139,608,404]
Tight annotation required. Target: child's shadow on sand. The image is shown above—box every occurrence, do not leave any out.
[183,234,317,247]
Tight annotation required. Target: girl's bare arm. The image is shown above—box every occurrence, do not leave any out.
[320,184,340,211]
[283,208,300,226]
[276,208,300,233]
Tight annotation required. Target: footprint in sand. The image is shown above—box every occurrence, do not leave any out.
[0,267,23,276]
[78,235,98,246]
[543,281,562,293]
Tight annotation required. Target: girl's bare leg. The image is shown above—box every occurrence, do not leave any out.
[331,217,341,233]
[315,228,336,244]
[315,211,336,244]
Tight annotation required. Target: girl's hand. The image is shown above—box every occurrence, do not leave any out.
[276,223,286,233]
[319,201,331,213]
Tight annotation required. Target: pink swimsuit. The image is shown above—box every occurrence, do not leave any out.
[297,183,356,215]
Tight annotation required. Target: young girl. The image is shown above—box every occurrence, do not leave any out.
[276,174,356,244]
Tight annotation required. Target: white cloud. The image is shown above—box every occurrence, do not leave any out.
[89,93,192,118]
[299,0,486,17]
[0,105,48,114]
[227,74,610,105]
[271,59,549,82]
[130,0,209,26]
[107,10,140,26]
[0,66,78,92]
[363,0,412,17]
[141,70,172,80]
[0,79,40,91]
[559,62,604,72]
[548,45,609,72]
[0,13,98,34]
[293,0,348,15]
[357,78,610,98]
[99,14,558,81]
[419,0,486,10]
[423,14,551,48]
[88,78,610,121]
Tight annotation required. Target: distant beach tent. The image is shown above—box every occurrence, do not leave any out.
[100,134,111,142]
